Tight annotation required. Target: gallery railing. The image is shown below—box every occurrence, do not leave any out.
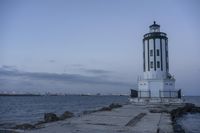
[130,89,181,98]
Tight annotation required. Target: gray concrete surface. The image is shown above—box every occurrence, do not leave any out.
[22,103,184,133]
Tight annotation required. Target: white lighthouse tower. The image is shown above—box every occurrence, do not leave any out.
[138,21,177,98]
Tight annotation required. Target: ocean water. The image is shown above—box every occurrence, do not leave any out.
[177,113,200,133]
[0,95,128,129]
[183,96,200,106]
[178,96,200,133]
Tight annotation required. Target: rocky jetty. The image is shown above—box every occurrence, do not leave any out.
[99,103,122,111]
[13,123,36,130]
[13,111,74,130]
[170,103,200,133]
[44,113,59,122]
[12,103,122,130]
[0,129,19,133]
[109,103,122,109]
[59,111,74,120]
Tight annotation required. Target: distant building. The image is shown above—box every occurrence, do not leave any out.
[135,21,181,99]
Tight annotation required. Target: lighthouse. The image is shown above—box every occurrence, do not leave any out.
[137,21,179,98]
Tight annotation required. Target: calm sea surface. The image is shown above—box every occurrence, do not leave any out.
[0,95,128,128]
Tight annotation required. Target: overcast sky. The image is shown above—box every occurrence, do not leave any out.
[0,0,200,95]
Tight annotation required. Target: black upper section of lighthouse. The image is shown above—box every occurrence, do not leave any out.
[143,21,167,40]
[149,21,160,29]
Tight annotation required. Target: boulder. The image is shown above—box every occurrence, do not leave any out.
[99,107,112,111]
[34,120,46,126]
[44,113,59,122]
[82,110,96,115]
[59,111,74,120]
[109,103,122,109]
[170,103,200,120]
[13,123,35,130]
[98,103,122,112]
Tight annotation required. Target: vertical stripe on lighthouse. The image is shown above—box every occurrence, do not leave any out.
[160,38,163,71]
[147,39,150,71]
[143,40,145,72]
[165,39,169,72]
[153,38,156,71]
[165,39,168,72]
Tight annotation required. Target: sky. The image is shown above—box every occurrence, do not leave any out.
[0,0,200,95]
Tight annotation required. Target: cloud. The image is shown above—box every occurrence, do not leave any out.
[49,60,56,63]
[80,68,112,75]
[64,64,112,76]
[0,66,134,94]
[1,65,17,71]
[69,64,112,74]
[71,64,84,68]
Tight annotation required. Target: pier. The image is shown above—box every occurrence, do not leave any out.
[24,103,184,133]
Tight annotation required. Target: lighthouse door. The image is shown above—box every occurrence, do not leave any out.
[149,81,162,97]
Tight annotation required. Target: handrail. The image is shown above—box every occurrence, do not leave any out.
[143,32,167,38]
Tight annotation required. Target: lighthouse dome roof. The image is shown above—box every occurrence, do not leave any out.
[149,21,160,28]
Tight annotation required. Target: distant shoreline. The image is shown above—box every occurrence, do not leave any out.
[0,94,128,96]
[0,94,42,96]
[0,94,199,97]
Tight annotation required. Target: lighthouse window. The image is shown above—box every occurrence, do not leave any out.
[157,61,160,68]
[157,49,159,56]
[150,50,153,56]
[150,61,153,68]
